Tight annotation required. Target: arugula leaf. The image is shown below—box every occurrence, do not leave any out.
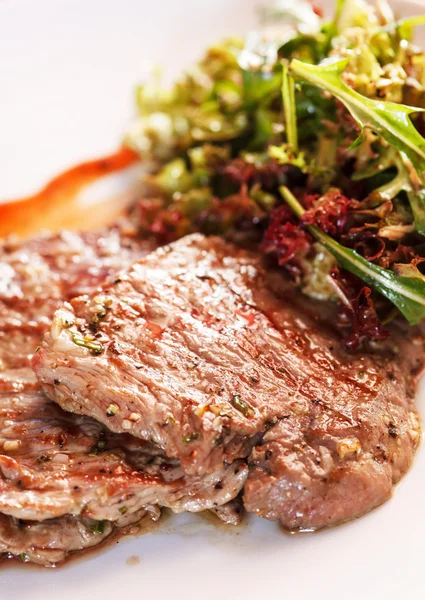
[289,58,425,182]
[280,186,425,324]
[351,142,394,181]
[371,160,410,201]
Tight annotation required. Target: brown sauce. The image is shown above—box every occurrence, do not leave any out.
[0,146,139,239]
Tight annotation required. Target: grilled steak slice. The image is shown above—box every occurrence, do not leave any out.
[0,224,155,369]
[34,233,424,528]
[0,508,158,567]
[33,234,274,474]
[243,381,421,530]
[0,229,246,565]
[0,368,247,522]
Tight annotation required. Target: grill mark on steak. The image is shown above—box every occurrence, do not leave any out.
[34,233,425,530]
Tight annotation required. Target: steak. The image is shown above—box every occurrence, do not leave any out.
[0,228,245,565]
[34,233,424,529]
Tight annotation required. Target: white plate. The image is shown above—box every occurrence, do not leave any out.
[1,1,425,599]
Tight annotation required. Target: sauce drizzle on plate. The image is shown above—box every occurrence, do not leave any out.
[0,146,139,238]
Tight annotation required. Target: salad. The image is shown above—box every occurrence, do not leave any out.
[125,0,425,348]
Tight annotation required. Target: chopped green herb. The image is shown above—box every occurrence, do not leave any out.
[88,436,107,456]
[71,333,103,355]
[97,521,105,534]
[182,432,199,444]
[90,520,105,535]
[118,506,128,515]
[165,414,176,425]
[231,394,254,418]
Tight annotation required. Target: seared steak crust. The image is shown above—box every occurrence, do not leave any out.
[34,234,424,529]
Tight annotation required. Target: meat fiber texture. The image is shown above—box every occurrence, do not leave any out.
[0,228,245,567]
[34,233,425,531]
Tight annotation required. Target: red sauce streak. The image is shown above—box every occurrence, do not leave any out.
[0,146,138,238]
